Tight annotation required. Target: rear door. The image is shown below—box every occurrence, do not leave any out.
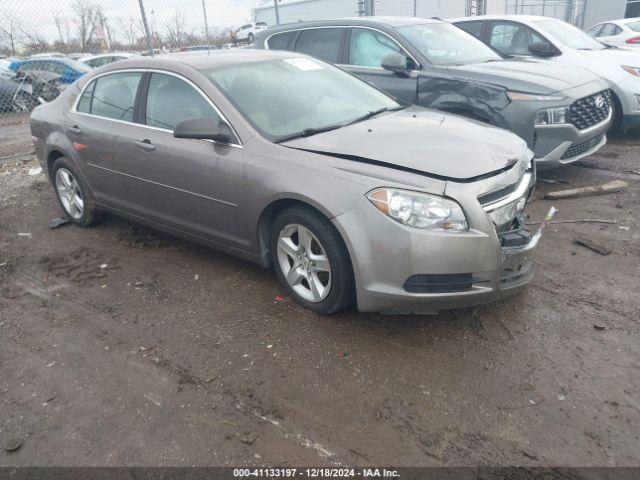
[343,27,419,104]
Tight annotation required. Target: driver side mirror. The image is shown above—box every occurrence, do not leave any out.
[174,116,234,144]
[381,53,410,77]
[528,42,559,57]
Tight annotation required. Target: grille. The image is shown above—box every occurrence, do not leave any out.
[404,274,474,294]
[569,90,612,131]
[561,133,605,160]
[477,181,519,207]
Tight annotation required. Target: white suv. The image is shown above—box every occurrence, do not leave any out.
[234,22,268,44]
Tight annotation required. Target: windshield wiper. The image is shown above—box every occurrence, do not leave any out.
[274,124,345,143]
[346,106,405,126]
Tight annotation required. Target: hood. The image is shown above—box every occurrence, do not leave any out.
[282,106,529,182]
[448,58,601,95]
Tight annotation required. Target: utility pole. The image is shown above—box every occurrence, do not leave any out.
[137,0,154,57]
[273,0,280,25]
[414,0,417,16]
[202,0,211,55]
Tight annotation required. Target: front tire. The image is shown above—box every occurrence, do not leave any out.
[52,157,102,227]
[270,206,354,315]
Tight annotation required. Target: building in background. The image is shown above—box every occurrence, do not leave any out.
[255,0,640,29]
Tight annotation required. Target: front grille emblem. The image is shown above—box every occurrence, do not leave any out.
[594,95,605,109]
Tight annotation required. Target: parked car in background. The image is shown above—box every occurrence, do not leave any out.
[9,57,92,84]
[256,17,612,169]
[587,18,640,48]
[234,22,268,43]
[179,45,220,52]
[451,15,640,131]
[29,52,66,59]
[0,75,31,113]
[31,50,541,314]
[80,52,138,68]
[67,53,88,60]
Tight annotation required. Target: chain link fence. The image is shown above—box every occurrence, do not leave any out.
[0,0,608,161]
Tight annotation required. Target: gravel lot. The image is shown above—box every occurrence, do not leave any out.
[0,132,639,467]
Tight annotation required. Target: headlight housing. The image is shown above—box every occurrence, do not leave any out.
[535,106,569,126]
[621,66,640,78]
[367,188,468,231]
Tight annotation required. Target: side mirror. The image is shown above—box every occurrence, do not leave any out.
[174,116,233,143]
[381,53,409,77]
[528,42,558,57]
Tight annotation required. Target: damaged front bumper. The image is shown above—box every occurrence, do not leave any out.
[332,157,545,314]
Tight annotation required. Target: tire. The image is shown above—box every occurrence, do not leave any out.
[12,92,31,113]
[248,33,255,44]
[609,94,623,132]
[51,157,102,227]
[270,206,354,315]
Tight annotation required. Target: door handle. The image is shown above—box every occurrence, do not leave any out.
[134,139,155,151]
[68,125,82,134]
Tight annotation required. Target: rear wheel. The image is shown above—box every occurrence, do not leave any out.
[270,206,354,314]
[52,157,102,227]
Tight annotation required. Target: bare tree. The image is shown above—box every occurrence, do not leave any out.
[0,13,21,56]
[20,27,49,54]
[54,13,71,52]
[164,8,186,49]
[72,0,102,52]
[117,17,141,50]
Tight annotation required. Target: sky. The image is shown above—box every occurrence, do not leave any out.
[0,0,260,47]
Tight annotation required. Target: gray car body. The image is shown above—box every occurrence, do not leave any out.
[31,49,538,314]
[254,16,613,168]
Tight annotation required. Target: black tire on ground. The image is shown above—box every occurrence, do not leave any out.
[269,206,355,315]
[609,93,623,132]
[51,156,102,227]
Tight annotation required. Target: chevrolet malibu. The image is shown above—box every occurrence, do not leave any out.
[31,50,538,315]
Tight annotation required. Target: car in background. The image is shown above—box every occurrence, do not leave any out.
[31,50,541,314]
[234,22,268,44]
[0,75,31,113]
[451,15,640,131]
[67,53,88,60]
[256,17,612,169]
[587,18,640,48]
[80,52,138,68]
[9,57,92,84]
[29,52,66,59]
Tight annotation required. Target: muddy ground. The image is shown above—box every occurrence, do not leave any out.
[0,133,639,467]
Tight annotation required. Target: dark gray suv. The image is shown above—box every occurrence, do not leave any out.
[255,17,612,169]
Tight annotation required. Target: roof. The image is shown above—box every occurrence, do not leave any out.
[265,16,442,31]
[448,15,554,23]
[101,48,305,72]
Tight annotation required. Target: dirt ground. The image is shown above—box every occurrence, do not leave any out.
[0,132,639,467]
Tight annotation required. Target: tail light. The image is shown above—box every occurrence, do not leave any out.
[626,36,640,45]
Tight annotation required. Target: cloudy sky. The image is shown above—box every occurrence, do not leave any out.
[1,0,263,46]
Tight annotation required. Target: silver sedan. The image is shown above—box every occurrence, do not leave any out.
[31,49,539,314]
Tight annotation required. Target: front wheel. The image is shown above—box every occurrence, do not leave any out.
[270,206,354,315]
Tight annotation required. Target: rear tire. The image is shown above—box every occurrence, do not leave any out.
[52,157,102,227]
[269,206,354,315]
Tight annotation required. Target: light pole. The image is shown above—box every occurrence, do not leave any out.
[137,0,154,57]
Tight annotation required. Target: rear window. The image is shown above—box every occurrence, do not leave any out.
[627,21,640,32]
[268,31,298,51]
[294,28,344,63]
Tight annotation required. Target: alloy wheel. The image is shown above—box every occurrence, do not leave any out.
[55,168,84,220]
[276,223,331,303]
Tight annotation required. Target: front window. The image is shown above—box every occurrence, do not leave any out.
[349,28,414,69]
[89,72,142,121]
[206,57,400,142]
[397,23,502,66]
[294,28,345,63]
[488,22,550,56]
[145,73,221,130]
[64,59,93,73]
[533,19,606,50]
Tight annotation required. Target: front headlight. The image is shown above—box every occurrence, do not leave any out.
[367,188,468,231]
[535,106,569,125]
[622,66,640,78]
[507,91,566,102]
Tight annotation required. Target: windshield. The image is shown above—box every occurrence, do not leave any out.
[206,57,400,142]
[534,19,606,50]
[627,21,640,33]
[397,23,502,66]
